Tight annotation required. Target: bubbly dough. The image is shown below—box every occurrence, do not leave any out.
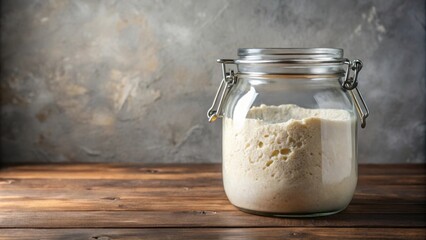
[223,104,357,214]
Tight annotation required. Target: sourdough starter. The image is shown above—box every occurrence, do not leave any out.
[223,104,357,214]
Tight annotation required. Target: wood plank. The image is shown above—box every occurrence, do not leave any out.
[0,174,424,194]
[0,195,424,213]
[0,184,424,212]
[1,164,424,179]
[358,175,426,185]
[1,185,424,201]
[0,228,425,240]
[0,197,235,211]
[353,185,426,203]
[0,198,422,213]
[0,211,424,228]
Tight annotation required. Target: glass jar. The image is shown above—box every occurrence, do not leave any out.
[207,48,369,217]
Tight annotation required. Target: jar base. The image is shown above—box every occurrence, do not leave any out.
[236,206,346,218]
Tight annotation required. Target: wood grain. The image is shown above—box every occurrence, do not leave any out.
[0,228,425,240]
[0,163,425,239]
[1,210,425,228]
[0,186,424,211]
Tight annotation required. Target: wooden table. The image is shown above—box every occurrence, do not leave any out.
[0,164,425,239]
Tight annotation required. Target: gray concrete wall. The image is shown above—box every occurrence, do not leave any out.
[1,0,424,164]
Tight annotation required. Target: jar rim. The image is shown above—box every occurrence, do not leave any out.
[238,48,343,59]
[229,48,348,76]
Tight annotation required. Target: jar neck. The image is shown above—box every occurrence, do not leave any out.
[237,74,344,90]
[236,63,346,76]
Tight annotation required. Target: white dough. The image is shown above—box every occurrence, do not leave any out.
[223,104,357,214]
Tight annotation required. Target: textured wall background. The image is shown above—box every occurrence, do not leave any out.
[1,0,425,164]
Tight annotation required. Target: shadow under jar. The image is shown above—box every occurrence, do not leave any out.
[207,48,370,217]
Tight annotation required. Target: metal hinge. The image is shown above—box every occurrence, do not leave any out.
[342,59,370,128]
[207,59,237,122]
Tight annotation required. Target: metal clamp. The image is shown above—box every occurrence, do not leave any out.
[207,59,237,122]
[342,59,370,128]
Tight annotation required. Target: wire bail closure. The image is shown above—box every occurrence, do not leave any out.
[207,59,237,122]
[342,59,370,128]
